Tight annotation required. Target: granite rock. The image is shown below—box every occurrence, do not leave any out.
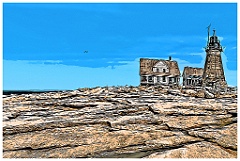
[2,86,237,158]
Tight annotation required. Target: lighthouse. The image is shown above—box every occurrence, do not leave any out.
[202,27,227,92]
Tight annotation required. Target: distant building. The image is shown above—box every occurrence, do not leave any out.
[182,67,203,88]
[139,27,228,91]
[139,57,180,86]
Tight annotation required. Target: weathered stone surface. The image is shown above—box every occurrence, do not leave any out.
[205,90,215,98]
[145,141,237,158]
[167,89,181,96]
[2,86,237,158]
[188,123,237,150]
[182,89,197,97]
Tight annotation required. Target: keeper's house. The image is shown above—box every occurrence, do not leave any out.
[139,57,180,86]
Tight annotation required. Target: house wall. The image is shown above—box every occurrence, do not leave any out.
[183,75,202,87]
[140,75,179,86]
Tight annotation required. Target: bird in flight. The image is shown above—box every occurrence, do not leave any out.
[84,51,88,53]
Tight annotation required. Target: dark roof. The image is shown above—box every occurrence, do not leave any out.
[140,58,180,76]
[182,66,204,76]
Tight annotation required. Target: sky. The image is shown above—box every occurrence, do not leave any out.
[3,3,237,90]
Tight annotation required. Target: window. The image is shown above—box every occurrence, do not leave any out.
[163,76,166,82]
[153,68,160,72]
[148,76,153,82]
[157,76,160,82]
[141,76,147,82]
[163,69,166,73]
[173,77,176,82]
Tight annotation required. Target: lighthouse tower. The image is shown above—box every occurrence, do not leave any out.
[202,28,227,92]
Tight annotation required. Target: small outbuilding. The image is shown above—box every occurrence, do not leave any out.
[182,66,204,88]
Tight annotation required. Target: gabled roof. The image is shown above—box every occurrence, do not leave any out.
[140,58,180,76]
[182,66,204,76]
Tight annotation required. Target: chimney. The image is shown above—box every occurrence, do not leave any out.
[169,56,172,61]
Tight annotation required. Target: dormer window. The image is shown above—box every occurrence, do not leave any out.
[153,60,169,73]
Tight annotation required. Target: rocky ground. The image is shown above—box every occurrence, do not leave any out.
[2,86,238,158]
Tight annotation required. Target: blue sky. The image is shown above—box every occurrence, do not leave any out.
[3,3,237,90]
